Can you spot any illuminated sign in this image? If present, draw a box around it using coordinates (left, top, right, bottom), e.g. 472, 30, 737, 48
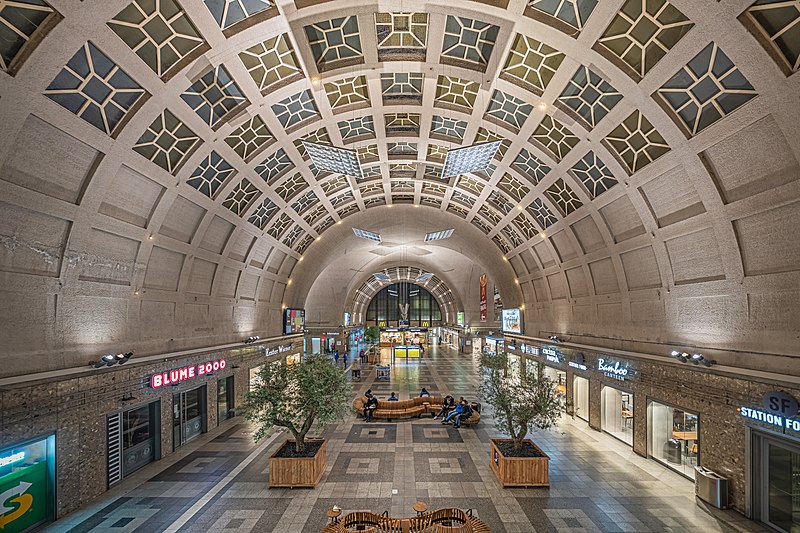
740, 406, 800, 433
762, 391, 799, 418
569, 361, 588, 371
266, 345, 293, 357
520, 344, 539, 356
0, 451, 25, 468
545, 354, 561, 364
597, 358, 631, 381
542, 347, 558, 357
457, 312, 465, 326
150, 359, 226, 388
343, 312, 351, 327
501, 308, 522, 334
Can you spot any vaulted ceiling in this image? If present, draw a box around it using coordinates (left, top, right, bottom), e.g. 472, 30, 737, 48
0, 0, 798, 378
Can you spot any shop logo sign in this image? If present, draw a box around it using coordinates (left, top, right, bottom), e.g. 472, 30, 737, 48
0, 452, 24, 468
569, 361, 588, 371
762, 391, 799, 418
0, 481, 33, 529
520, 344, 539, 356
740, 406, 800, 433
150, 359, 226, 388
597, 358, 631, 381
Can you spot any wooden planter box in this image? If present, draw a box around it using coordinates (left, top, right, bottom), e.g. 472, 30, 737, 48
269, 439, 326, 488
490, 438, 549, 488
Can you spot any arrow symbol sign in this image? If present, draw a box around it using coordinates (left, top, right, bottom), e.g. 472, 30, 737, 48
0, 482, 33, 529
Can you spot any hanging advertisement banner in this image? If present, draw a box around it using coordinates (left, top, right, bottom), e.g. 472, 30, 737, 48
493, 285, 503, 322
479, 274, 488, 322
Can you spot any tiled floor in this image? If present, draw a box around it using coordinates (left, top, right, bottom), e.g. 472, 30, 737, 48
45, 344, 768, 532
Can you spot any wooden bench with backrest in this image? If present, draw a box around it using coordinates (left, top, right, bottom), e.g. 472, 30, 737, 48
352, 396, 481, 425
319, 508, 489, 533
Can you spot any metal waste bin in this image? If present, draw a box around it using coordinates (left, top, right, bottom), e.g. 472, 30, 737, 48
695, 466, 729, 508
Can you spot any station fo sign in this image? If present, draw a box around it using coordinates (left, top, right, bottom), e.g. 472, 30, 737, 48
150, 359, 226, 389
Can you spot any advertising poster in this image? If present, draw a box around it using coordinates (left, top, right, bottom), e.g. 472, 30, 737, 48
479, 274, 488, 322
501, 308, 522, 334
283, 309, 305, 334
0, 459, 47, 532
494, 285, 503, 322
456, 312, 465, 326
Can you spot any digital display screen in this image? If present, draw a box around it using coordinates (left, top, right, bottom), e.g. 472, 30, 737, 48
343, 312, 351, 327
457, 312, 465, 326
502, 308, 522, 334
283, 308, 305, 335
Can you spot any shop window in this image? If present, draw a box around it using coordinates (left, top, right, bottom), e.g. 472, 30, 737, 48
648, 401, 698, 479
573, 376, 589, 422
601, 386, 633, 445
0, 436, 56, 531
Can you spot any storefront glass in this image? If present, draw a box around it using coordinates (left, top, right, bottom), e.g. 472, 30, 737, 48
647, 401, 698, 479
601, 386, 633, 445
542, 365, 567, 396
217, 376, 234, 424
753, 433, 800, 533
0, 436, 55, 532
122, 403, 158, 476
573, 376, 589, 422
173, 386, 206, 449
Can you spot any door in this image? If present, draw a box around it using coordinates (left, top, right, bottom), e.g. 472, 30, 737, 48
761, 436, 800, 532
217, 376, 234, 425
173, 387, 207, 450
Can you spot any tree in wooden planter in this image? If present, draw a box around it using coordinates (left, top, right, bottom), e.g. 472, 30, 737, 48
242, 354, 352, 487
480, 351, 566, 487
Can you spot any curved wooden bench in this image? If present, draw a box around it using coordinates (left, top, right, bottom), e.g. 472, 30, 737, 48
352, 396, 481, 425
320, 508, 489, 533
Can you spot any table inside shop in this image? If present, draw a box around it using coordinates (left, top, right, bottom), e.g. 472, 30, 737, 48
672, 431, 698, 460
621, 410, 633, 428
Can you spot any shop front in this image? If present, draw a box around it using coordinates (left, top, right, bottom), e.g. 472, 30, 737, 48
0, 436, 56, 533
541, 347, 567, 396
484, 336, 503, 355
647, 400, 699, 479
107, 400, 161, 487
173, 386, 207, 450
601, 385, 633, 446
743, 391, 800, 533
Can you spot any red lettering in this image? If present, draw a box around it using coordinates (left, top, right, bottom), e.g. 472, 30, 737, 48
162, 371, 171, 386
151, 374, 163, 388
169, 370, 179, 383
219, 360, 226, 370
198, 364, 205, 376
188, 367, 196, 378
179, 367, 189, 380
212, 361, 220, 372
205, 362, 213, 373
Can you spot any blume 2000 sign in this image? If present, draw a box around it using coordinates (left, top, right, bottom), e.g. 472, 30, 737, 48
151, 359, 226, 388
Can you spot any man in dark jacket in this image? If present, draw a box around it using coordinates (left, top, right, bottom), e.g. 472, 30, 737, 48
433, 395, 455, 420
364, 395, 379, 422
442, 400, 466, 426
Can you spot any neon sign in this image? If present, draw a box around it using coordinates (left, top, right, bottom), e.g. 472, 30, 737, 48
0, 451, 25, 468
740, 406, 800, 433
597, 358, 631, 381
150, 359, 226, 389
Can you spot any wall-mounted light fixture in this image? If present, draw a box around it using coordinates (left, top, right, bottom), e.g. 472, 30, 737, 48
548, 335, 564, 343
91, 352, 133, 368
670, 350, 716, 367
243, 336, 261, 344
121, 393, 136, 402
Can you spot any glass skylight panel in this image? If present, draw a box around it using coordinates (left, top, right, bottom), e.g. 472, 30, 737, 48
424, 229, 454, 242
302, 141, 363, 179
415, 272, 434, 282
441, 141, 502, 178
353, 228, 382, 242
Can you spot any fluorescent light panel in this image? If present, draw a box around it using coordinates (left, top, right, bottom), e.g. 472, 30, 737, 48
373, 273, 391, 282
441, 141, 502, 178
303, 141, 363, 179
415, 272, 434, 282
424, 228, 454, 242
353, 227, 382, 242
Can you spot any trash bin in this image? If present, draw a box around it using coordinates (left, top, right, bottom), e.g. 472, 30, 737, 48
695, 466, 729, 508
663, 439, 682, 464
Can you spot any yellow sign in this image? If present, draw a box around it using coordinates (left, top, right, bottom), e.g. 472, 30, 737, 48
378, 321, 386, 327
421, 321, 429, 327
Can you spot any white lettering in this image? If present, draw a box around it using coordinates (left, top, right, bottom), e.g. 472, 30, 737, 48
150, 359, 226, 388
598, 358, 630, 380
0, 452, 25, 467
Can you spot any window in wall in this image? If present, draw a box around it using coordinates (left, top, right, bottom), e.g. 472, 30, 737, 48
601, 386, 633, 445
647, 401, 698, 479
366, 282, 442, 325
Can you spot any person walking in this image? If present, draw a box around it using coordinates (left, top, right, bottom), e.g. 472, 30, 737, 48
334, 351, 339, 365
343, 352, 348, 367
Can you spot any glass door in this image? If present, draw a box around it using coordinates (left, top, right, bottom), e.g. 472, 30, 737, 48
173, 386, 207, 450
763, 438, 800, 532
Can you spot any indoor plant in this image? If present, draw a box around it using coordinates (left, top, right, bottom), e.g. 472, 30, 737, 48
480, 350, 566, 487
242, 353, 351, 487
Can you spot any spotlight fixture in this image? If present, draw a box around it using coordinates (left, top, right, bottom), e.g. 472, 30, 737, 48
548, 335, 564, 343
121, 393, 136, 402
244, 336, 261, 344
91, 351, 133, 368
670, 350, 716, 367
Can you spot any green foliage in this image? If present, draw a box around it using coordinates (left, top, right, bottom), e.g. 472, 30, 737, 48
480, 351, 567, 451
365, 326, 380, 344
241, 354, 352, 452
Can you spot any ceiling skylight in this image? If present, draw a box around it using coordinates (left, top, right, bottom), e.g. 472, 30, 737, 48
353, 227, 382, 242
415, 272, 434, 282
303, 141, 363, 178
424, 229, 455, 242
441, 141, 502, 178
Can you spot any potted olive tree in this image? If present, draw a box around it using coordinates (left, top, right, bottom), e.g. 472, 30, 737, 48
480, 351, 565, 487
242, 354, 351, 487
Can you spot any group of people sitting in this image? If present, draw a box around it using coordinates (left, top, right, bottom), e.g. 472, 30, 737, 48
359, 389, 477, 428
434, 395, 475, 429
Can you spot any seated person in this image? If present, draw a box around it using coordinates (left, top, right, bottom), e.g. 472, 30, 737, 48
419, 387, 430, 397
388, 392, 399, 401
361, 390, 373, 419
364, 396, 379, 422
442, 400, 467, 425
453, 400, 474, 429
433, 395, 455, 420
